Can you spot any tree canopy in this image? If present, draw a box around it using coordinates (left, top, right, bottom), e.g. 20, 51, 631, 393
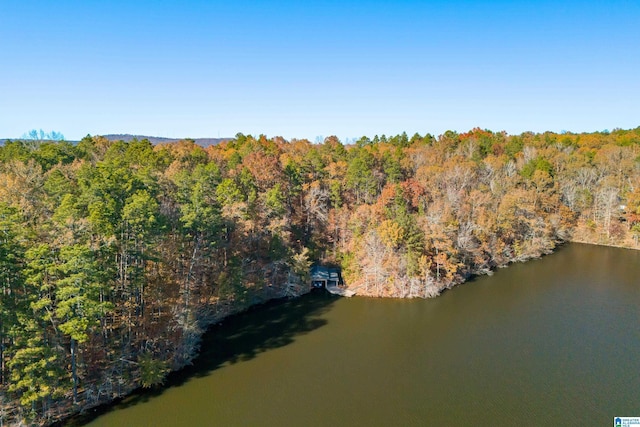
2, 126, 640, 424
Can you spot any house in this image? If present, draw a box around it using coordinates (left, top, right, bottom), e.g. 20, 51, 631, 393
310, 265, 340, 288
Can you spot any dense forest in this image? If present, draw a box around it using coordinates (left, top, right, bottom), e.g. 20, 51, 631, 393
1, 127, 640, 425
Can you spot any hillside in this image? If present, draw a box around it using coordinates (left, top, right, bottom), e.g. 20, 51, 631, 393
0, 127, 640, 425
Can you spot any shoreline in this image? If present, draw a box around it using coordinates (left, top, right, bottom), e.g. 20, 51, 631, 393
568, 239, 640, 251
48, 240, 640, 426
56, 289, 321, 427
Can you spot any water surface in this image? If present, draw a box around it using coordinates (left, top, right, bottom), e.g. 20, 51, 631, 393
81, 244, 640, 426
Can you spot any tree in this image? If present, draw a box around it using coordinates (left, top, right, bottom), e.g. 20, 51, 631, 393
121, 190, 160, 318
55, 244, 112, 404
346, 148, 377, 204
138, 352, 169, 388
8, 316, 66, 413
0, 204, 24, 387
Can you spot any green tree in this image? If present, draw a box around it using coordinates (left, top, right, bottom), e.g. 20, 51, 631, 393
33, 141, 77, 171
8, 316, 66, 412
138, 352, 169, 388
521, 156, 553, 180
55, 244, 112, 404
264, 184, 286, 218
0, 204, 25, 386
346, 148, 377, 203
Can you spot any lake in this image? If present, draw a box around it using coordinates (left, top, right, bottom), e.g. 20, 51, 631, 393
78, 243, 640, 426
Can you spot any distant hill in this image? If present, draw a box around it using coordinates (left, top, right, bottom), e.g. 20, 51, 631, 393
1, 135, 232, 147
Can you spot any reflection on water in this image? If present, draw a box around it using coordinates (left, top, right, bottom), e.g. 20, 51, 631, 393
79, 244, 640, 426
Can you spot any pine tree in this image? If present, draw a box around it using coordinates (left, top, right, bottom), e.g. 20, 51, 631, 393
54, 244, 113, 404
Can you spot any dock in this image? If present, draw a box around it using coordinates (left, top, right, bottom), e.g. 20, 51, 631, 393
326, 283, 356, 297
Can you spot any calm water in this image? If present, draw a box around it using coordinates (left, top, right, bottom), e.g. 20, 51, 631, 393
80, 244, 640, 426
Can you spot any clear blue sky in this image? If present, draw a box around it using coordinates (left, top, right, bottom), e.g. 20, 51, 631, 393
1, 0, 639, 141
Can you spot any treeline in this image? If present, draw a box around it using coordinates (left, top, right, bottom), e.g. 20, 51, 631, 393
1, 127, 640, 424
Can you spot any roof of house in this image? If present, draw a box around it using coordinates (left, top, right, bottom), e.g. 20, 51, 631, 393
310, 265, 340, 280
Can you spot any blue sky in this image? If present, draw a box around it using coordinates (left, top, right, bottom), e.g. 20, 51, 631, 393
1, 0, 639, 141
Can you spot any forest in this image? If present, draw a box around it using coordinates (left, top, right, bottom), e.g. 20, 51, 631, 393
1, 126, 640, 425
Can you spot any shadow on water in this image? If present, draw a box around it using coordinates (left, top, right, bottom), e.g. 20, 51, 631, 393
64, 289, 337, 426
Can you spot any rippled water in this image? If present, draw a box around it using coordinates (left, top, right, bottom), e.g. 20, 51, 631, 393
79, 243, 640, 426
